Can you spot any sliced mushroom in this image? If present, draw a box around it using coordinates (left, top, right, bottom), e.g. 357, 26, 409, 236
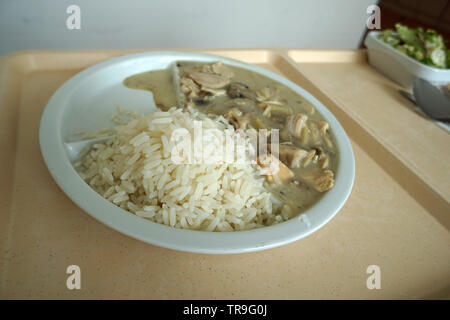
200, 86, 226, 96
211, 61, 234, 79
200, 64, 213, 74
278, 145, 308, 168
180, 77, 201, 99
257, 154, 294, 184
187, 71, 230, 89
227, 82, 257, 100
286, 113, 308, 139
301, 169, 334, 192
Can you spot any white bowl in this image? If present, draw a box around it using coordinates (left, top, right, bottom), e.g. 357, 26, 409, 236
39, 51, 355, 254
365, 31, 450, 89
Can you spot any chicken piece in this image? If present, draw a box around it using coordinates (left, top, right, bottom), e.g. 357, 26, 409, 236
302, 149, 317, 167
306, 119, 333, 149
301, 169, 334, 192
320, 155, 329, 169
278, 145, 308, 168
224, 109, 249, 130
311, 120, 329, 135
257, 154, 294, 184
308, 120, 329, 141
286, 113, 308, 139
187, 71, 230, 89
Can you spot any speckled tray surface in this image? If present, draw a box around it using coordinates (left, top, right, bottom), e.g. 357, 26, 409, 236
0, 49, 449, 299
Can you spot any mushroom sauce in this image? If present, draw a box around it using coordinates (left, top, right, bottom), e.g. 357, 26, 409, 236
124, 61, 338, 215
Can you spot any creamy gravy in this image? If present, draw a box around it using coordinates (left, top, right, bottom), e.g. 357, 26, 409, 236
124, 62, 338, 215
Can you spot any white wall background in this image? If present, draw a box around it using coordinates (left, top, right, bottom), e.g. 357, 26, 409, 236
0, 0, 374, 56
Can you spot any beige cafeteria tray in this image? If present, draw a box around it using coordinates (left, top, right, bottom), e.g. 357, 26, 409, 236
0, 49, 449, 299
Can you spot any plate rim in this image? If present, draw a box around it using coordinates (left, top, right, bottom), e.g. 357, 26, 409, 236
39, 51, 355, 254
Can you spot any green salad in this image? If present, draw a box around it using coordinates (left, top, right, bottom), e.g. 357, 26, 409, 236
379, 23, 450, 69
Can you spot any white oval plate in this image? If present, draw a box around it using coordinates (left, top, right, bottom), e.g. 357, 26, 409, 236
39, 51, 355, 254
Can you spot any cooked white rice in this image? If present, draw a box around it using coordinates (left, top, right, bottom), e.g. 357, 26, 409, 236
79, 106, 284, 231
